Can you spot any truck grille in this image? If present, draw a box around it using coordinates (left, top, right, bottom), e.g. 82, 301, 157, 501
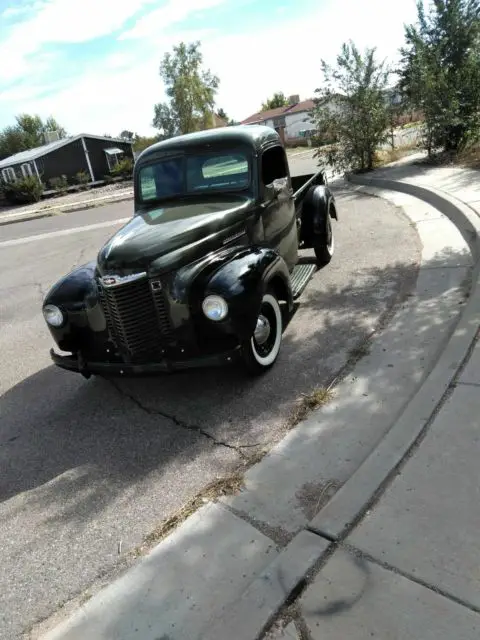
98, 276, 173, 362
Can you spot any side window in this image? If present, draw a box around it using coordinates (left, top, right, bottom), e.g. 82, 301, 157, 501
261, 146, 288, 186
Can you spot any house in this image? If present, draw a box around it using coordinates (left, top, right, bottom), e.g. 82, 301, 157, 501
240, 95, 316, 143
0, 133, 134, 189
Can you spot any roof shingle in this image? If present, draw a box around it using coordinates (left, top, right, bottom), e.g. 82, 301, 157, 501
241, 99, 315, 125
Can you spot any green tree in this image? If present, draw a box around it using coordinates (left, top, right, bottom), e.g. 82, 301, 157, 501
399, 0, 480, 154
119, 130, 135, 140
261, 92, 288, 111
133, 134, 163, 153
312, 41, 391, 174
216, 108, 228, 121
0, 114, 66, 158
153, 41, 219, 137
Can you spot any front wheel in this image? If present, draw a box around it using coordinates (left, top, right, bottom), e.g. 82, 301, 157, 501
313, 209, 335, 266
241, 291, 283, 375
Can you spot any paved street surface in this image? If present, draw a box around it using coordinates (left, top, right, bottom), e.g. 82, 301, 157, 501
0, 156, 421, 638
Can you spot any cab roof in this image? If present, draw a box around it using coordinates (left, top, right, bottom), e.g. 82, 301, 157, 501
137, 125, 281, 161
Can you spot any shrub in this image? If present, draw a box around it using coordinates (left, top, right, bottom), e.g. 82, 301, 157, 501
4, 176, 43, 204
103, 174, 114, 183
110, 157, 133, 179
74, 170, 90, 189
49, 175, 68, 194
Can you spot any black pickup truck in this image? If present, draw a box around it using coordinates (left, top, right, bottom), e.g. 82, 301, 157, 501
42, 125, 338, 377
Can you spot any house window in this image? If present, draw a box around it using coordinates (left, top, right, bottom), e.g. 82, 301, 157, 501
21, 163, 33, 178
1, 167, 16, 183
104, 147, 125, 171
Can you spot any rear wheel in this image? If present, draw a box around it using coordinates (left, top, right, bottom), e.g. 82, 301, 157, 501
313, 208, 335, 266
241, 291, 283, 375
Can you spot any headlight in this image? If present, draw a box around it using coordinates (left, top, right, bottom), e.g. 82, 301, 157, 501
202, 295, 228, 321
43, 304, 65, 327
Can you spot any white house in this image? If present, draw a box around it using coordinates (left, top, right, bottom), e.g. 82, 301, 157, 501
241, 94, 346, 142
240, 96, 316, 142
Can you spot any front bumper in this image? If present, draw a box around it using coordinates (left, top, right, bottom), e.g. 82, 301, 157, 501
50, 347, 241, 378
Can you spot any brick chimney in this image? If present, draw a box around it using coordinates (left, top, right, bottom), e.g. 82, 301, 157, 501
288, 94, 300, 106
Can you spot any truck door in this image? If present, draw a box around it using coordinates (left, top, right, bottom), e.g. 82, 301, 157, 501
260, 145, 298, 270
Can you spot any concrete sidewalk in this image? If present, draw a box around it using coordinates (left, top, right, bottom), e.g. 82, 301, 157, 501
292, 161, 480, 639
35, 159, 480, 640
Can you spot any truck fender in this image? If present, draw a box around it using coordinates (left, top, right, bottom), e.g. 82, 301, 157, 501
44, 261, 97, 309
43, 261, 103, 351
202, 247, 293, 340
300, 185, 337, 247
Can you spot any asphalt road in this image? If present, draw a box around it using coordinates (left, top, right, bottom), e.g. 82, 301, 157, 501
0, 155, 421, 639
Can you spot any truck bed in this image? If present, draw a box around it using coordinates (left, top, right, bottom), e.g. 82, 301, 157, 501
291, 170, 326, 213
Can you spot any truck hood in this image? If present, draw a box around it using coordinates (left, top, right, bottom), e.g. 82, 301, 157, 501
97, 195, 255, 274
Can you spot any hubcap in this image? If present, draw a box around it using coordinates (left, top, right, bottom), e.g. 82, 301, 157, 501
254, 314, 271, 345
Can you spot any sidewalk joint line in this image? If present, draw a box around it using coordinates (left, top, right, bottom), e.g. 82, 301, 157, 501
305, 526, 337, 543
343, 543, 480, 615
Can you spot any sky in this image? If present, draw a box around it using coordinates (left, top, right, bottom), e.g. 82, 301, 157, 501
0, 0, 420, 138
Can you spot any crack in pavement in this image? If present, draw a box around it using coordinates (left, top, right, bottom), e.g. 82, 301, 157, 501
109, 380, 251, 460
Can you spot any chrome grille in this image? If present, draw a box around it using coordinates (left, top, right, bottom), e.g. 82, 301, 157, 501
98, 275, 172, 362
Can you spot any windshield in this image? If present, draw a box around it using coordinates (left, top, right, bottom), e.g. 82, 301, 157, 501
138, 151, 250, 202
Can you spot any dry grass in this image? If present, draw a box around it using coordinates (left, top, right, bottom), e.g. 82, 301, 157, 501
130, 473, 245, 556
375, 143, 419, 167
286, 386, 334, 430
456, 143, 480, 169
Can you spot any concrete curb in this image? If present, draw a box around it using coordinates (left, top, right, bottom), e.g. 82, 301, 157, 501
308, 174, 480, 541
0, 193, 133, 227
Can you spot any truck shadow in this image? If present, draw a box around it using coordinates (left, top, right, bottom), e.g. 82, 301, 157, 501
1, 243, 470, 518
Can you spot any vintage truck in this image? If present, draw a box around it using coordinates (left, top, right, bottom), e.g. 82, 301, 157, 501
42, 125, 338, 377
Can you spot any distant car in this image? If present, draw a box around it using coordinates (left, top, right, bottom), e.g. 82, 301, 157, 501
42, 125, 338, 378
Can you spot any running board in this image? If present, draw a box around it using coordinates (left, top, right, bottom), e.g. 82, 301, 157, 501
291, 263, 317, 299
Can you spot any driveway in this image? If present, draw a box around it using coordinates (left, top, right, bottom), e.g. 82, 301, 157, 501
0, 156, 421, 639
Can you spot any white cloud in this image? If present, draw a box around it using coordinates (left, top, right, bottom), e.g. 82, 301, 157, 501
119, 0, 226, 40
0, 0, 420, 135
0, 0, 155, 80
200, 0, 419, 121
12, 31, 214, 136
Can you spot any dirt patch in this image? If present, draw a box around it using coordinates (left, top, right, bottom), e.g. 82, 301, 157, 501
295, 480, 341, 520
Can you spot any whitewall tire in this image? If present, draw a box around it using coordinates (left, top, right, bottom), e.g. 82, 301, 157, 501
241, 291, 283, 375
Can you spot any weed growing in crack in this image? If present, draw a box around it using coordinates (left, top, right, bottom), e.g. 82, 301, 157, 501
286, 386, 335, 430
130, 473, 245, 556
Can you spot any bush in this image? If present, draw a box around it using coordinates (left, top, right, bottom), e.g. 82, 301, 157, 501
49, 175, 68, 194
74, 170, 90, 189
4, 176, 43, 204
103, 174, 114, 183
110, 157, 133, 179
